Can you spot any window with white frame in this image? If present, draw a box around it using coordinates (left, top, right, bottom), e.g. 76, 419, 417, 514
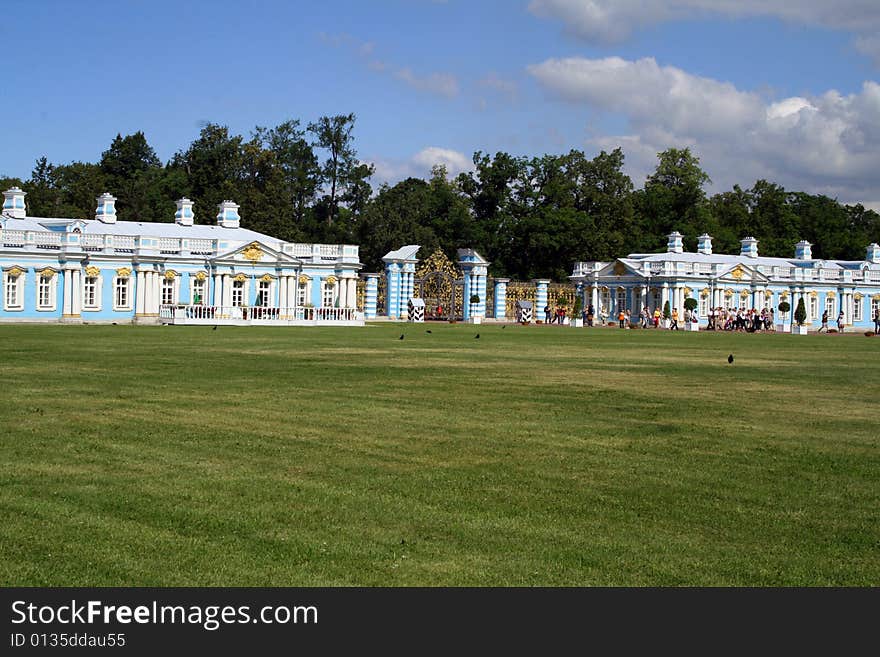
4, 269, 25, 310
232, 279, 245, 306
322, 280, 336, 308
297, 281, 309, 306
191, 277, 206, 305
114, 277, 131, 311
824, 296, 835, 318
601, 290, 612, 315
83, 275, 100, 310
37, 272, 57, 311
739, 293, 748, 310
161, 277, 176, 306
853, 297, 862, 322
257, 280, 271, 307
763, 293, 773, 310
616, 289, 627, 313
871, 298, 880, 323
699, 296, 709, 317
809, 295, 819, 321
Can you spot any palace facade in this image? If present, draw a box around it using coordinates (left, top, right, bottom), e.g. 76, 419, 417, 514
571, 232, 880, 331
0, 187, 363, 326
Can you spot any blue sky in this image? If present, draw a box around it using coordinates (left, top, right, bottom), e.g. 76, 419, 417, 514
3, 0, 880, 206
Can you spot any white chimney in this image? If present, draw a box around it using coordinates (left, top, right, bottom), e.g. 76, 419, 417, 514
795, 240, 812, 260
2, 187, 26, 219
216, 200, 240, 228
666, 231, 684, 254
95, 192, 117, 224
175, 198, 194, 226
867, 243, 880, 264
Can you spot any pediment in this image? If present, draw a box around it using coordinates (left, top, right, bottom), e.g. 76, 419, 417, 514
716, 263, 769, 284
597, 259, 645, 278
213, 241, 299, 264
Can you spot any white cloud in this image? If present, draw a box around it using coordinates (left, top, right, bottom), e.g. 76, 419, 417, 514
319, 32, 459, 98
528, 55, 880, 204
367, 147, 473, 187
528, 1, 880, 64
394, 68, 460, 98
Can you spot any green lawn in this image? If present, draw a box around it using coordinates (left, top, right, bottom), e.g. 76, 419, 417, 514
1, 322, 877, 586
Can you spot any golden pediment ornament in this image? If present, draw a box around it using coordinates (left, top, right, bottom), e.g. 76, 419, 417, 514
826, 291, 836, 298
683, 286, 692, 296
780, 291, 789, 298
740, 290, 750, 298
730, 266, 745, 280
612, 261, 627, 276
234, 273, 248, 282
298, 275, 310, 285
242, 243, 263, 262
40, 267, 56, 279
809, 291, 818, 298
7, 266, 24, 278
853, 292, 862, 300
195, 271, 207, 281
260, 274, 274, 283
84, 266, 100, 277
164, 270, 176, 280
764, 290, 773, 298
724, 289, 733, 297
325, 275, 338, 287
871, 294, 880, 301
700, 288, 710, 297
116, 267, 131, 278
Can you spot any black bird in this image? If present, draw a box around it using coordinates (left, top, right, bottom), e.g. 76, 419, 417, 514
474, 333, 480, 339
213, 325, 218, 331
425, 329, 432, 334
501, 325, 506, 329
727, 354, 734, 364
399, 334, 405, 340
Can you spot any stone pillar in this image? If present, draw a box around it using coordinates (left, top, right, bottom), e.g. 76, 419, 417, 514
364, 274, 379, 319
135, 271, 146, 315
534, 279, 550, 321
347, 277, 357, 309
279, 275, 288, 311
222, 275, 232, 308
62, 269, 73, 317
71, 269, 82, 316
385, 262, 401, 319
591, 284, 599, 315
493, 278, 509, 320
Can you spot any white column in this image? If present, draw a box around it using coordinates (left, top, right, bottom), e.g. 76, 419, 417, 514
222, 276, 232, 307
279, 276, 288, 310
591, 285, 599, 313
291, 277, 299, 308
349, 278, 357, 308
71, 270, 81, 315
213, 274, 222, 307
62, 269, 73, 316
135, 271, 145, 315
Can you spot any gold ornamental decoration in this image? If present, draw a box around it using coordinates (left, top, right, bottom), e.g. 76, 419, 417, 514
764, 290, 773, 298
325, 275, 337, 287
730, 266, 745, 280
242, 242, 263, 262
234, 273, 248, 283
612, 261, 627, 276
809, 291, 818, 298
84, 266, 100, 277
700, 288, 710, 298
260, 274, 274, 283
780, 291, 789, 299
116, 267, 131, 278
7, 266, 24, 278
724, 289, 733, 297
298, 274, 311, 285
740, 290, 750, 298
39, 268, 56, 279
872, 293, 880, 301
164, 270, 176, 280
853, 292, 862, 300
826, 291, 836, 298
683, 286, 692, 297
194, 271, 207, 281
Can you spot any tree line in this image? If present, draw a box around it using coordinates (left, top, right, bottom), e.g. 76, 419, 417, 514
2, 116, 878, 281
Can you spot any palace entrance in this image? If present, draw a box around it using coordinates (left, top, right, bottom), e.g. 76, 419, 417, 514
413, 249, 464, 320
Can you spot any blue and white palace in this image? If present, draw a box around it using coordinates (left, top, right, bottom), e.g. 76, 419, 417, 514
0, 187, 363, 326
571, 232, 880, 331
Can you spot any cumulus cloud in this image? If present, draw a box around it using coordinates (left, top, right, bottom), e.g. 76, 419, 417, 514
528, 1, 880, 63
528, 55, 880, 204
394, 69, 460, 98
367, 147, 473, 187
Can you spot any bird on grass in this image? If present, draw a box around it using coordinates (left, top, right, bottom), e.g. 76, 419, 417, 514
501, 325, 506, 329
425, 329, 432, 334
399, 334, 405, 340
474, 333, 480, 339
213, 325, 218, 331
728, 354, 734, 364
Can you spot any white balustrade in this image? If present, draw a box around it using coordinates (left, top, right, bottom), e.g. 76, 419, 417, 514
158, 305, 360, 324
2, 230, 26, 247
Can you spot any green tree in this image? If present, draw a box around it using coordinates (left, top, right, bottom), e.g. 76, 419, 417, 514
794, 298, 807, 326
308, 113, 370, 225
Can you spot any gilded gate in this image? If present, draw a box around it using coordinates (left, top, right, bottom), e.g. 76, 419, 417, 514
413, 249, 463, 320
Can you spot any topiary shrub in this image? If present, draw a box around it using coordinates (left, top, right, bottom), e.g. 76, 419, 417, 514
778, 301, 791, 315
663, 301, 671, 320
684, 297, 698, 312
794, 298, 807, 326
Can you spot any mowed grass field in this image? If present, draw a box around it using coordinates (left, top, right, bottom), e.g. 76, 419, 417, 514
1, 322, 878, 586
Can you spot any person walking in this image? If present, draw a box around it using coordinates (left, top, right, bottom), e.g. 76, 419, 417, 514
818, 310, 828, 333
670, 307, 679, 330
875, 308, 880, 335
544, 304, 551, 324
837, 310, 845, 332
